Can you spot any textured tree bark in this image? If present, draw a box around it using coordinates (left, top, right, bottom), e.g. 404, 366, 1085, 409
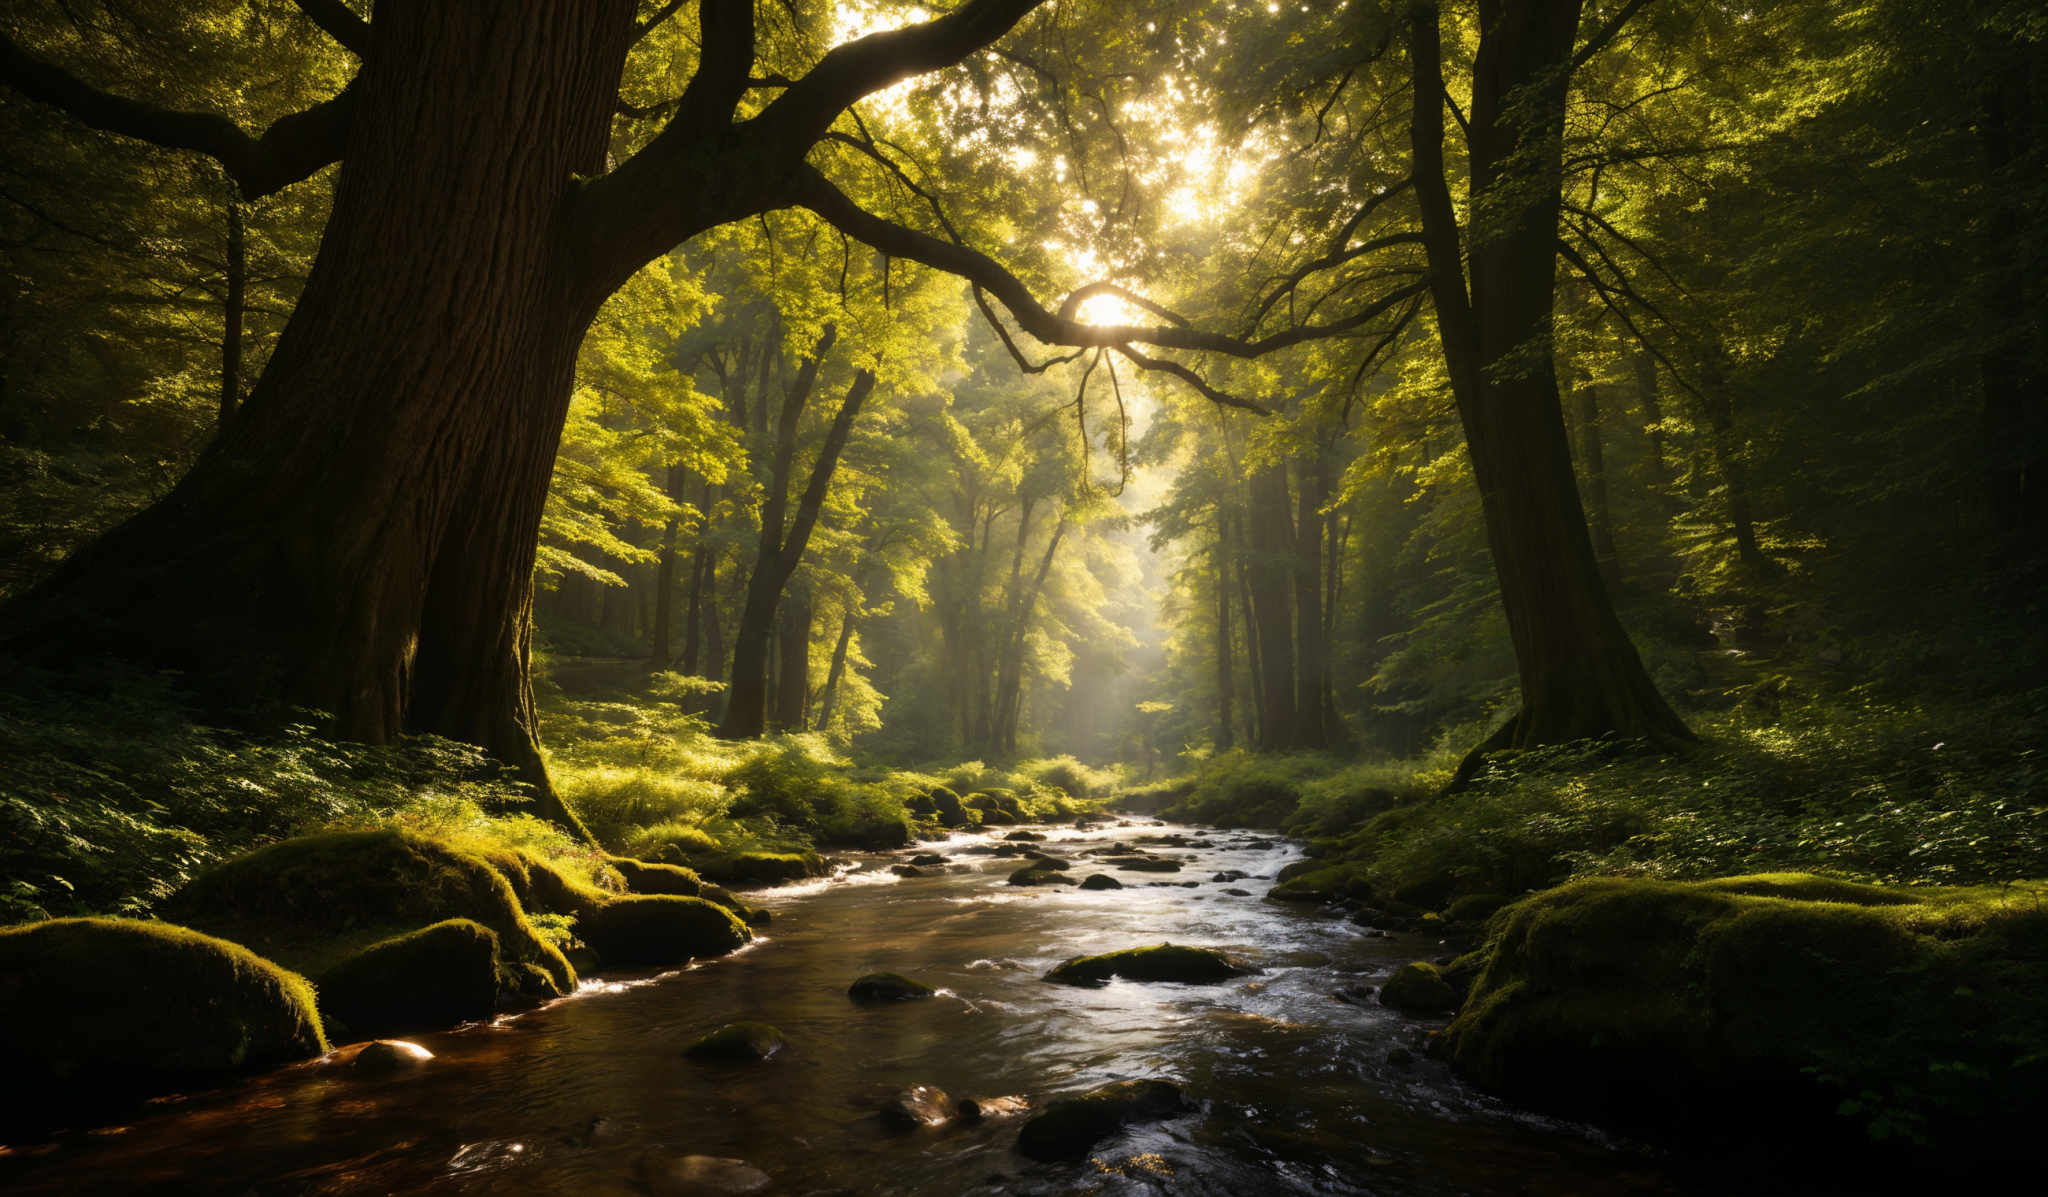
773, 579, 812, 731
1214, 502, 1235, 752
718, 363, 875, 739
1246, 462, 1298, 750
4, 0, 649, 833
1408, 0, 1690, 784
1571, 373, 1621, 588
219, 190, 244, 426
1292, 455, 1331, 750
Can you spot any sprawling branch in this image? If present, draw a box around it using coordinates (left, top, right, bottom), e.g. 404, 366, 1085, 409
792, 166, 1430, 359
749, 0, 1043, 149
1573, 0, 1658, 70
672, 0, 754, 131
635, 0, 691, 44
290, 0, 368, 56
0, 29, 352, 198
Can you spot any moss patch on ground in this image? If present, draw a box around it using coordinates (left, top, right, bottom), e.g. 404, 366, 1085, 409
0, 917, 326, 1130
161, 828, 575, 998
1440, 872, 2048, 1159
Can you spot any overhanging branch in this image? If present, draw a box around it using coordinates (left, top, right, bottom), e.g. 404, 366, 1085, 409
0, 29, 353, 198
291, 0, 369, 56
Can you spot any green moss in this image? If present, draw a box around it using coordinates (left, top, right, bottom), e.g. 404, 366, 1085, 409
1045, 943, 1255, 986
1267, 860, 1375, 903
317, 918, 500, 1039
1445, 892, 1510, 923
689, 849, 826, 887
1015, 1079, 1185, 1161
576, 895, 751, 968
1441, 873, 2048, 1153
607, 855, 704, 896
163, 829, 575, 998
683, 1021, 786, 1062
1378, 961, 1458, 1014
516, 849, 614, 917
848, 971, 936, 1001
930, 787, 977, 828
0, 917, 326, 1129
965, 790, 1024, 825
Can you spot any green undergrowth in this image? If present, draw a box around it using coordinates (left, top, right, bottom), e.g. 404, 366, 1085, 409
1179, 687, 2044, 906
0, 672, 604, 925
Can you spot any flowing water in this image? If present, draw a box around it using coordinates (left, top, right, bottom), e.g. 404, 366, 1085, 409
1, 820, 1699, 1196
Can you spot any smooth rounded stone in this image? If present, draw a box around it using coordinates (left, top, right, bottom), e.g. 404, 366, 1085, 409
879, 1084, 953, 1130
355, 1039, 433, 1075
1016, 1079, 1186, 1162
1003, 830, 1047, 842
1220, 887, 1252, 897
635, 1151, 771, 1196
1078, 874, 1123, 891
683, 1021, 785, 1062
1378, 962, 1459, 1015
1212, 870, 1248, 883
1115, 857, 1183, 873
1023, 851, 1070, 868
990, 844, 1030, 858
909, 853, 947, 866
1045, 943, 1258, 986
848, 971, 936, 1002
1008, 864, 1076, 887
889, 864, 932, 878
957, 1095, 1031, 1123
1333, 984, 1377, 1006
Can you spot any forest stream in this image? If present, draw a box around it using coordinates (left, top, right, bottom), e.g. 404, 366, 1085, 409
0, 819, 1709, 1197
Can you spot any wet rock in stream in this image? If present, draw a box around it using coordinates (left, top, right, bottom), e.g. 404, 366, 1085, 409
682, 1021, 786, 1062
634, 1150, 772, 1196
879, 1084, 953, 1130
1045, 943, 1258, 986
1016, 1079, 1187, 1162
847, 971, 937, 1002
1079, 873, 1123, 890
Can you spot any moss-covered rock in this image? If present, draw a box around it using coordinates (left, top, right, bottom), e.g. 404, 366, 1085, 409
319, 918, 500, 1038
1440, 873, 2048, 1158
1008, 864, 1076, 886
1444, 892, 1510, 924
577, 895, 752, 968
848, 971, 936, 1002
608, 855, 704, 896
965, 790, 1023, 825
1015, 1079, 1185, 1161
1114, 856, 1183, 873
1045, 943, 1256, 986
1267, 860, 1374, 903
691, 850, 826, 888
164, 829, 575, 998
1079, 873, 1124, 890
0, 917, 326, 1128
1377, 961, 1459, 1015
930, 786, 976, 828
683, 1021, 786, 1062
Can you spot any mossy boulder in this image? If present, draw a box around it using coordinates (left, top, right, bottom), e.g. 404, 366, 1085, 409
1015, 1079, 1185, 1161
848, 971, 937, 1002
1377, 961, 1459, 1015
1439, 873, 2048, 1158
930, 787, 977, 828
1444, 892, 1510, 924
608, 856, 704, 896
318, 918, 500, 1038
1079, 874, 1124, 891
1008, 864, 1076, 886
577, 895, 751, 968
1045, 943, 1256, 986
691, 850, 826, 888
164, 829, 575, 999
965, 790, 1024, 825
0, 917, 326, 1129
1267, 860, 1374, 903
837, 814, 914, 850
684, 1021, 786, 1062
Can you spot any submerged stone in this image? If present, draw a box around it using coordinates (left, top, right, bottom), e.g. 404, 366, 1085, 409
354, 1039, 434, 1076
848, 971, 937, 1002
1008, 864, 1076, 887
879, 1084, 953, 1130
683, 1021, 786, 1062
1045, 943, 1256, 986
1015, 1079, 1186, 1161
957, 1095, 1031, 1122
635, 1151, 771, 1196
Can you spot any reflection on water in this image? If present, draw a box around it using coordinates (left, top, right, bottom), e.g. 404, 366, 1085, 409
1, 821, 1690, 1195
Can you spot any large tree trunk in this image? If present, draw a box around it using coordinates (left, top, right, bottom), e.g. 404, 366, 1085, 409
651, 464, 688, 668
1246, 462, 1298, 750
773, 579, 812, 731
1214, 502, 1235, 752
1979, 67, 2046, 557
1292, 455, 1331, 750
219, 189, 245, 426
1570, 372, 1621, 588
3, 0, 644, 833
1408, 0, 1690, 783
